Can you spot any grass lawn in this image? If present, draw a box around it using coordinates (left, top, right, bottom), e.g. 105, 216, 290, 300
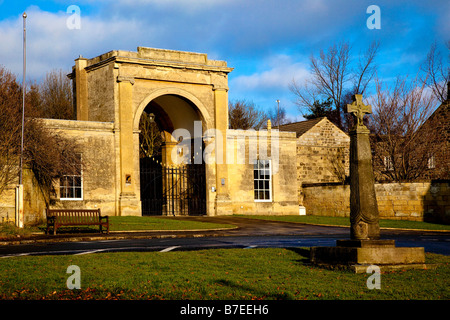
0, 216, 235, 239
0, 248, 448, 300
235, 215, 450, 231
108, 216, 235, 231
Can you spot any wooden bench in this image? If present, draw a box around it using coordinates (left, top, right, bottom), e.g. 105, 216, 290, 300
46, 208, 109, 235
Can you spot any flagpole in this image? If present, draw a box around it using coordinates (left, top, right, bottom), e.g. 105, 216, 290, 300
16, 12, 27, 228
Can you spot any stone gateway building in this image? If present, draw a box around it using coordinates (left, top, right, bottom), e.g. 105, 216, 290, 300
3, 47, 300, 222
2, 47, 446, 225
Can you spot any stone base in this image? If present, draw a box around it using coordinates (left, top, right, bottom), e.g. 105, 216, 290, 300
310, 239, 427, 273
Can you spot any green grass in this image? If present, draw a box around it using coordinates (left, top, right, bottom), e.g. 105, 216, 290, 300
0, 216, 235, 238
108, 216, 235, 231
0, 248, 448, 300
235, 215, 450, 231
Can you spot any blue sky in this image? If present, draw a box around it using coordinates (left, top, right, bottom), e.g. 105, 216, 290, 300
0, 0, 448, 121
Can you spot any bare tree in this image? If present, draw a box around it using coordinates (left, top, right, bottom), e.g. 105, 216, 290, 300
368, 75, 440, 182
0, 66, 80, 202
0, 66, 22, 196
38, 69, 73, 120
139, 111, 163, 158
290, 41, 379, 129
228, 100, 268, 130
267, 106, 290, 127
420, 41, 450, 103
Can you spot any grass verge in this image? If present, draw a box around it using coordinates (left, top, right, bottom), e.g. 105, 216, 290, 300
108, 216, 235, 231
0, 216, 235, 238
0, 248, 448, 300
235, 215, 450, 231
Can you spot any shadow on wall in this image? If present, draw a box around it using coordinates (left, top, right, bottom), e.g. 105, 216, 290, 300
423, 180, 450, 224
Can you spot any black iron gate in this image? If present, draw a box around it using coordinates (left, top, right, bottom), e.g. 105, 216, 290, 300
140, 158, 206, 216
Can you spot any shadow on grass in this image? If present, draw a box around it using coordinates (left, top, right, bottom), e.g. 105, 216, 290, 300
285, 247, 311, 264
214, 279, 295, 300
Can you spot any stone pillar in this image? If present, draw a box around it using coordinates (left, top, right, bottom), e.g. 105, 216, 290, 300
348, 121, 380, 240
74, 56, 89, 121
117, 76, 140, 216
213, 87, 231, 215
346, 95, 380, 240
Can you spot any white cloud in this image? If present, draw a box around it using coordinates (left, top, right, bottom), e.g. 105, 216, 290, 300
0, 6, 150, 80
231, 54, 310, 91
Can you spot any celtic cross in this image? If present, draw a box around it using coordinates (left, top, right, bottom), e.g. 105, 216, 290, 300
346, 94, 371, 127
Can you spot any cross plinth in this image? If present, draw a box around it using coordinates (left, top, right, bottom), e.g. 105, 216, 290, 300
308, 98, 426, 272
346, 94, 371, 132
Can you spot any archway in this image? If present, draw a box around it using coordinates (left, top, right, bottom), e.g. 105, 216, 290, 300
138, 94, 207, 216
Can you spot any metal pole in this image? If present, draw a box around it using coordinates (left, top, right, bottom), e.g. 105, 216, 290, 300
19, 12, 27, 185
276, 99, 280, 128
16, 12, 26, 228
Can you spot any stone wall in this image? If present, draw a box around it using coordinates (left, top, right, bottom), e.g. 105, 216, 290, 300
226, 129, 299, 215
0, 168, 47, 225
296, 119, 350, 185
43, 119, 118, 217
294, 118, 350, 205
302, 181, 450, 223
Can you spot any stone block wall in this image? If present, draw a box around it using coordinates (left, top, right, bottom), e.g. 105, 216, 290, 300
227, 129, 299, 215
43, 119, 118, 217
302, 181, 450, 223
296, 118, 350, 185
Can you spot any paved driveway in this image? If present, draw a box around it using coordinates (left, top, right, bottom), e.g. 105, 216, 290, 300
1, 216, 449, 257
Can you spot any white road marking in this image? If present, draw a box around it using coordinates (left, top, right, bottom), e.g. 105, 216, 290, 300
160, 246, 180, 252
74, 248, 109, 255
0, 253, 31, 258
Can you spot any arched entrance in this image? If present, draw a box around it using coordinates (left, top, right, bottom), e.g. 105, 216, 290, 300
138, 94, 206, 216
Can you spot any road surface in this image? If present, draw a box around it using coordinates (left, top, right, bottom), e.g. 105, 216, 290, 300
0, 217, 448, 257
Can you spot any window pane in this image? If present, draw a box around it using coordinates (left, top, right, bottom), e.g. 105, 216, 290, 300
75, 176, 82, 188
67, 186, 74, 199
75, 187, 82, 199
259, 191, 264, 199
264, 191, 270, 200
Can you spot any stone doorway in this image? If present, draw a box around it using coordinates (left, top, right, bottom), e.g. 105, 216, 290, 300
138, 94, 207, 216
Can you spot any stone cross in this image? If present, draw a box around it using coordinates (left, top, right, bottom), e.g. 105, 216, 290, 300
345, 94, 380, 240
346, 94, 372, 128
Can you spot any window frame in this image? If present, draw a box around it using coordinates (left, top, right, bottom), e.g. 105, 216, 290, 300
253, 159, 272, 202
59, 153, 83, 201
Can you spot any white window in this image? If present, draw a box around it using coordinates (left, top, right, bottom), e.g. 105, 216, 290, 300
60, 154, 83, 200
427, 154, 435, 169
384, 156, 394, 171
253, 159, 272, 202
